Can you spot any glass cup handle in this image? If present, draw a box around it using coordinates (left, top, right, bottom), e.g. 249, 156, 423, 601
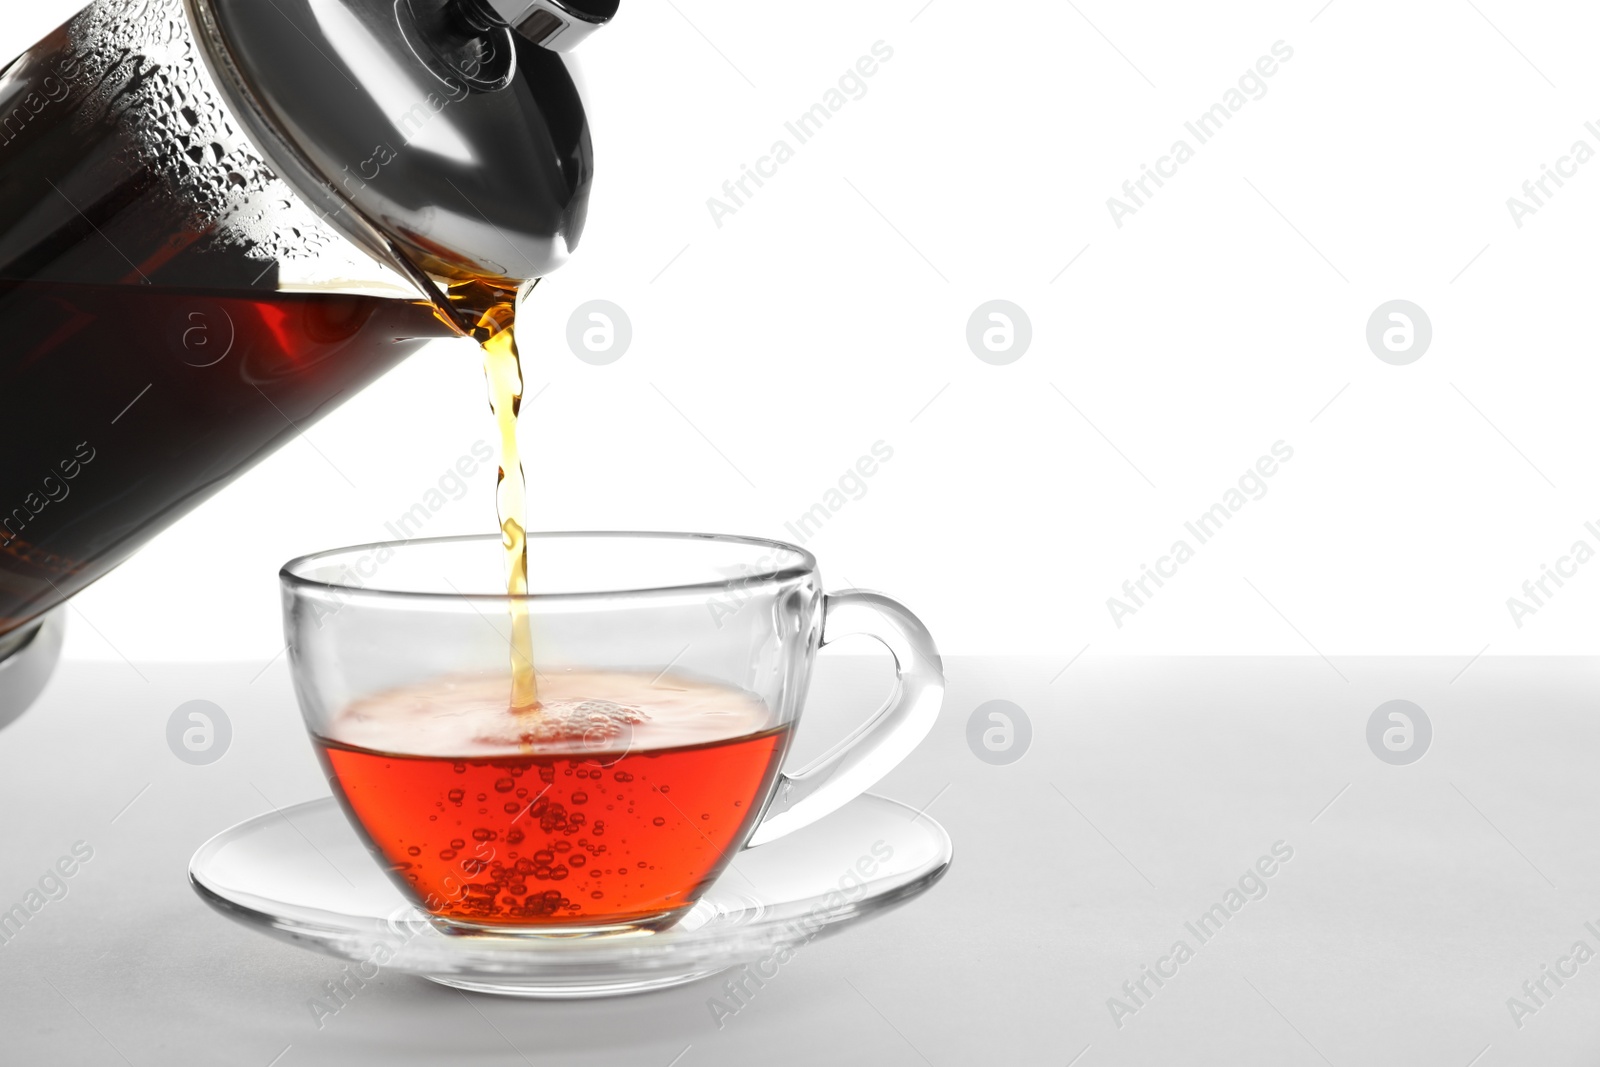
745, 591, 944, 848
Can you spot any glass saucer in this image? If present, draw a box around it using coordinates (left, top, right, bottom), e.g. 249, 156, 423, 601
189, 793, 952, 998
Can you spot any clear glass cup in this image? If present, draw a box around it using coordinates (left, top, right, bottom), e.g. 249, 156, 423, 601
280, 532, 943, 936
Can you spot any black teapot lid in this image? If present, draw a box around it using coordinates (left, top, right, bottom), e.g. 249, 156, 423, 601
185, 0, 614, 310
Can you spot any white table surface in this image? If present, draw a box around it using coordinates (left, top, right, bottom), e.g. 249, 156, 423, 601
1, 653, 1596, 1066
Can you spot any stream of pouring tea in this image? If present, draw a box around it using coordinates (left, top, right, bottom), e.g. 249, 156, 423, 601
450, 280, 539, 712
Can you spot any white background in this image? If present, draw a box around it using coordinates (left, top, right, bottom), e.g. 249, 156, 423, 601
11, 0, 1600, 665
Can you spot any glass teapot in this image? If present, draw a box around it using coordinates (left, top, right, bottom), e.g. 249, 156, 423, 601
0, 0, 617, 646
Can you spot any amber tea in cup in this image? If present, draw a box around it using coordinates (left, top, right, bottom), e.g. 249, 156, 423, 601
316, 671, 789, 929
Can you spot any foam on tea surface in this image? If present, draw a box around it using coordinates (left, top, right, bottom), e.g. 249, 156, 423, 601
325, 670, 776, 758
